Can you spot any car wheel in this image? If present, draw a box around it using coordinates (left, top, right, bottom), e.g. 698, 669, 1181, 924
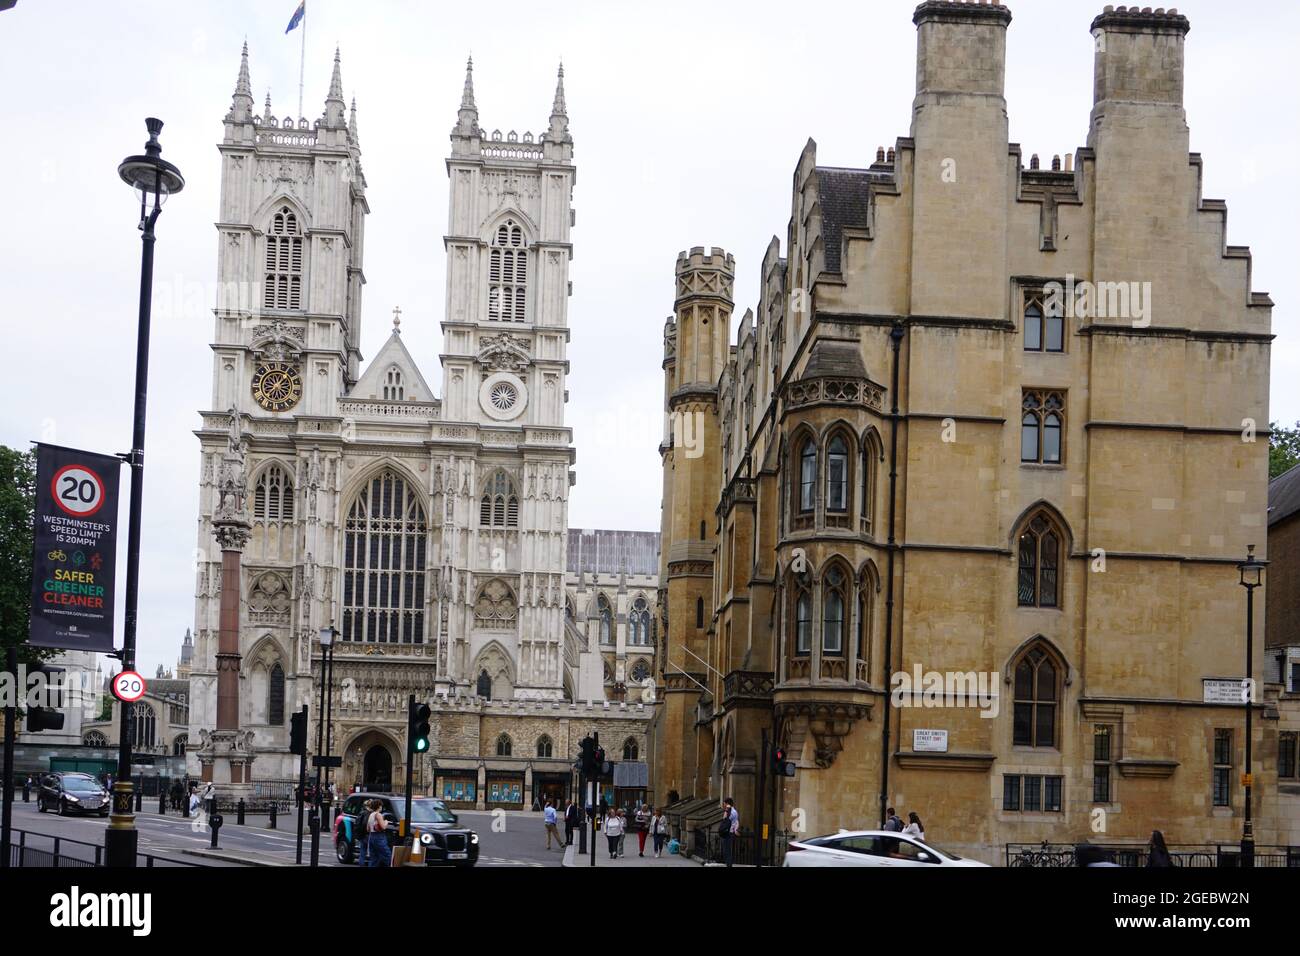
336, 837, 354, 865
37, 796, 46, 813
99, 808, 110, 818
57, 799, 66, 816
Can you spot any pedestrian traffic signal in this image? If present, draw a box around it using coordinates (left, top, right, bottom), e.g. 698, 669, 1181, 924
25, 664, 66, 732
290, 706, 308, 755
772, 747, 794, 777
408, 699, 431, 755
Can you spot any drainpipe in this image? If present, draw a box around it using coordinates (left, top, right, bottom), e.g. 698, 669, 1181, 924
880, 320, 905, 827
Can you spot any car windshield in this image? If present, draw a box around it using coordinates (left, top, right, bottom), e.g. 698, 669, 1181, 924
410, 799, 457, 824
912, 837, 959, 860
62, 776, 102, 793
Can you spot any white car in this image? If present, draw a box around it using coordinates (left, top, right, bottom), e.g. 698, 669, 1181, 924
783, 829, 989, 867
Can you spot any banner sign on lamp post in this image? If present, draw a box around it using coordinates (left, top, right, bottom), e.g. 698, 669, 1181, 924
28, 443, 121, 653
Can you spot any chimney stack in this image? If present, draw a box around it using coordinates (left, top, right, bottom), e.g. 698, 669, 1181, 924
913, 0, 1013, 99
1091, 5, 1190, 112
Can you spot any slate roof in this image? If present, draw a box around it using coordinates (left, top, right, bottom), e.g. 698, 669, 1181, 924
1269, 462, 1300, 528
816, 167, 874, 274
802, 338, 867, 379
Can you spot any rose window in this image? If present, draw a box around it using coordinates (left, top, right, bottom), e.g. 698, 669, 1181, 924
490, 382, 518, 411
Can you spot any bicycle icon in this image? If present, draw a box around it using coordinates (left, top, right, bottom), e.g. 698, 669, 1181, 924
47, 550, 67, 562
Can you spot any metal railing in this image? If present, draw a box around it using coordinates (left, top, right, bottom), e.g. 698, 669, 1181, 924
691, 827, 790, 867
7, 828, 202, 868
1006, 841, 1300, 868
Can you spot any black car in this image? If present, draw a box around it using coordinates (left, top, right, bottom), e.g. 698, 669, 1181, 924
37, 772, 110, 816
334, 793, 479, 867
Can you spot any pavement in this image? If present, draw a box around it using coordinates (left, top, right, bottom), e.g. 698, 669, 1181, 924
562, 838, 700, 868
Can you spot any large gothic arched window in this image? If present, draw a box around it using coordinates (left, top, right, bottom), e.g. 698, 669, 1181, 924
264, 206, 303, 310
343, 470, 428, 644
822, 565, 847, 656
479, 471, 519, 528
488, 219, 527, 322
268, 662, 285, 726
131, 703, 156, 750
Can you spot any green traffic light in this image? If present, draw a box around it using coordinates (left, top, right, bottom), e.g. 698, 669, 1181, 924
414, 737, 430, 753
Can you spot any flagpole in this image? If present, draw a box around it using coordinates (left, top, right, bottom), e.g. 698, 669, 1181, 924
297, 3, 306, 119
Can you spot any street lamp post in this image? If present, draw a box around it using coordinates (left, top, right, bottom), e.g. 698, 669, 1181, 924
1236, 544, 1264, 869
105, 119, 184, 868
309, 624, 338, 867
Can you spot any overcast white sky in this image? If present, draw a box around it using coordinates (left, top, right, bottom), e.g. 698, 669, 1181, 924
1, 0, 1295, 676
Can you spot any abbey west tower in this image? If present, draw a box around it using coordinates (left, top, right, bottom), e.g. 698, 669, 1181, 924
188, 47, 590, 797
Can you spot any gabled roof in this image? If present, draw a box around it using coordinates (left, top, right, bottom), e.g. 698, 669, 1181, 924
1269, 462, 1300, 528
351, 328, 436, 402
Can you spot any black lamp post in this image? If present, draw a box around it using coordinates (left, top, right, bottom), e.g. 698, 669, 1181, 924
1236, 544, 1264, 868
309, 624, 337, 867
105, 119, 183, 868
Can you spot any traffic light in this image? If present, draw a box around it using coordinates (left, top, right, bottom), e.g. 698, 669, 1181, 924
289, 706, 308, 756
25, 664, 65, 733
593, 745, 606, 777
772, 747, 794, 777
408, 699, 431, 755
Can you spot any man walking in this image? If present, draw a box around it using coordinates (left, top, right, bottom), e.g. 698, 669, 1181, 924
563, 798, 578, 846
884, 807, 903, 832
543, 800, 562, 850
22, 775, 33, 803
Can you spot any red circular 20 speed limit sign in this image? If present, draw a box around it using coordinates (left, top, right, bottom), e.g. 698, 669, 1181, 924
112, 671, 147, 703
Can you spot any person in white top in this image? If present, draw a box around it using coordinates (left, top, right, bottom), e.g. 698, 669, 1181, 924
651, 808, 671, 857
603, 808, 624, 859
902, 811, 926, 843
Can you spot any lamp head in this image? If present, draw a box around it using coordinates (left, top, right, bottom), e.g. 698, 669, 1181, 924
118, 117, 184, 211
1238, 544, 1263, 588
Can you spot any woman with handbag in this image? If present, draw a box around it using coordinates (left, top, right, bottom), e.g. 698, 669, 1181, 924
651, 808, 670, 858
366, 800, 392, 867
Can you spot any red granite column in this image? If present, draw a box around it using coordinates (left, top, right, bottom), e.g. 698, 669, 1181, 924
213, 521, 251, 733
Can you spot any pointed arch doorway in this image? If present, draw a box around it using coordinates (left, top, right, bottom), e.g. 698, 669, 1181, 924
363, 745, 393, 792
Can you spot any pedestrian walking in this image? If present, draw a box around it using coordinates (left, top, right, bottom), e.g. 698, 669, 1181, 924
635, 804, 651, 856
603, 808, 624, 859
902, 812, 925, 842
883, 807, 903, 832
719, 797, 739, 867
544, 800, 563, 849
1146, 830, 1174, 868
564, 799, 578, 846
651, 807, 670, 857
366, 801, 392, 867
22, 775, 33, 803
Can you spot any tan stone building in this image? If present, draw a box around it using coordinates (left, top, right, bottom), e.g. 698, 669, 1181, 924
651, 1, 1294, 862
1264, 466, 1300, 836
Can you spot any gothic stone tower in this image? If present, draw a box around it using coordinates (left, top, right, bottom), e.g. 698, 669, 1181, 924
656, 248, 733, 802
438, 58, 576, 701
189, 45, 367, 781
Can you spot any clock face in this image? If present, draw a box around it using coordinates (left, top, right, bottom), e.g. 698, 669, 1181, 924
251, 362, 303, 412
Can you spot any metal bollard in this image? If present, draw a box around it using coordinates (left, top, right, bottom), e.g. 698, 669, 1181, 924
268, 800, 278, 830
159, 789, 166, 815
135, 786, 143, 812
237, 798, 246, 826
210, 811, 223, 849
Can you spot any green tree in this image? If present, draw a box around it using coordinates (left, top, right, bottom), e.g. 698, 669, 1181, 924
0, 445, 55, 664
1270, 421, 1300, 479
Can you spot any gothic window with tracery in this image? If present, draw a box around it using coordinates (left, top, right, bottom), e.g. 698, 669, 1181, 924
629, 597, 652, 645
478, 471, 519, 528
473, 580, 518, 629
822, 565, 848, 656
342, 470, 428, 643
268, 662, 285, 725
536, 735, 553, 758
253, 464, 294, 522
598, 595, 613, 644
1017, 512, 1062, 608
1013, 644, 1060, 747
488, 220, 527, 322
264, 206, 303, 310
131, 703, 157, 749
1021, 390, 1065, 464
496, 733, 512, 757
630, 659, 650, 682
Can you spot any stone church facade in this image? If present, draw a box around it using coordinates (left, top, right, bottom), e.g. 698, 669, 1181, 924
652, 1, 1296, 860
186, 47, 652, 798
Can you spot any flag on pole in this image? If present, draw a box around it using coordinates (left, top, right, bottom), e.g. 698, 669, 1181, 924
285, 1, 305, 34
